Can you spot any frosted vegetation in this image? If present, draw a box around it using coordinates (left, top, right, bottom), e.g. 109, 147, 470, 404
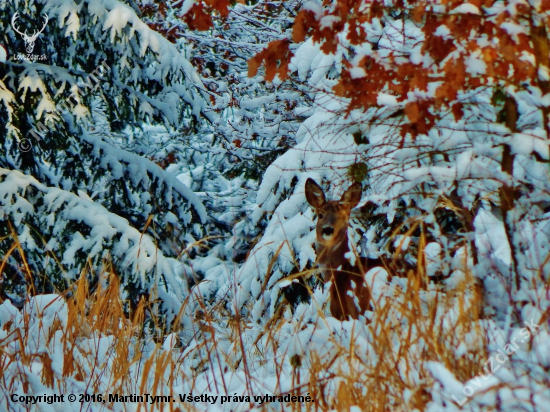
1, 0, 549, 411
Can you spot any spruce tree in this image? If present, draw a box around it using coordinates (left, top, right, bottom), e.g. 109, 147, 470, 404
0, 0, 207, 319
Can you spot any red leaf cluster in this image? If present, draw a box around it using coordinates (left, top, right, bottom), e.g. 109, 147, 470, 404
179, 0, 230, 31
244, 0, 550, 135
181, 0, 550, 137
248, 39, 293, 82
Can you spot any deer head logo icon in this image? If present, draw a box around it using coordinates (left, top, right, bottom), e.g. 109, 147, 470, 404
11, 12, 49, 54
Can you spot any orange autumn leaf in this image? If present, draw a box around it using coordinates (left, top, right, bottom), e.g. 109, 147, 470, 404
183, 3, 213, 31
405, 102, 420, 123
411, 4, 426, 22
248, 56, 260, 78
293, 10, 317, 43
206, 0, 230, 17
247, 40, 292, 82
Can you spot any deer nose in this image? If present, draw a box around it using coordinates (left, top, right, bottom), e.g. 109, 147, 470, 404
321, 227, 334, 239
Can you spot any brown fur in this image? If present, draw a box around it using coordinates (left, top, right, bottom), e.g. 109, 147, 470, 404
305, 178, 372, 320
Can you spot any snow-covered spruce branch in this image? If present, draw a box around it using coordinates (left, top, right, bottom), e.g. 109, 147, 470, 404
0, 167, 193, 316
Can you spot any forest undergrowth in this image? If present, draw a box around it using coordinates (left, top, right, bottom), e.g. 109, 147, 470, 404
2, 229, 547, 411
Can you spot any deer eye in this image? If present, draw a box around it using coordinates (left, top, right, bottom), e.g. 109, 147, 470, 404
318, 214, 324, 219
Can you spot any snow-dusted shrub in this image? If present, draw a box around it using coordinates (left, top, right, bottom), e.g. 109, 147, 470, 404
0, 0, 207, 310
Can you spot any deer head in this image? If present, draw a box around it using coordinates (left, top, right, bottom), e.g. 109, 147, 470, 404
305, 178, 362, 276
11, 12, 49, 55
305, 178, 370, 320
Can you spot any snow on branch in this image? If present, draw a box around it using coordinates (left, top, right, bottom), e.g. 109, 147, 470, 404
0, 167, 190, 309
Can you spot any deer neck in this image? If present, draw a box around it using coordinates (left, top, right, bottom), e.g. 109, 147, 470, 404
317, 233, 367, 320
315, 231, 354, 282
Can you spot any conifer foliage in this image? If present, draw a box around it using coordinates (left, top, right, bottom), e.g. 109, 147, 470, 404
0, 0, 207, 313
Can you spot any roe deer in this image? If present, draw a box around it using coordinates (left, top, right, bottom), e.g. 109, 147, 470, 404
305, 178, 373, 320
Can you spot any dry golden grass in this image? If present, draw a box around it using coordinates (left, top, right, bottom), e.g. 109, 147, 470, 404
275, 267, 487, 411
3, 228, 543, 412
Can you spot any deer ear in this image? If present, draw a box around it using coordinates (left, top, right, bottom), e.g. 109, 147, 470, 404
341, 182, 362, 209
305, 178, 326, 209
